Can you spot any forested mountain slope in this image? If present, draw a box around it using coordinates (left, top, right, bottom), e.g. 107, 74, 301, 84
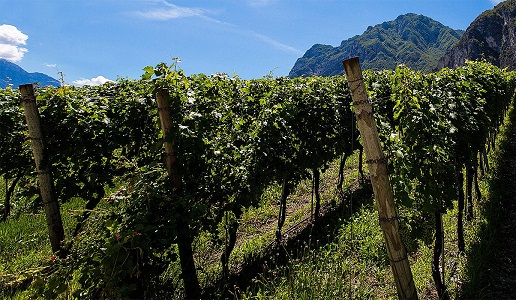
289, 13, 463, 77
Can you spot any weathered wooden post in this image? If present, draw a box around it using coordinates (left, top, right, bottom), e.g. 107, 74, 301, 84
343, 57, 417, 299
155, 89, 201, 299
156, 89, 183, 192
20, 84, 65, 256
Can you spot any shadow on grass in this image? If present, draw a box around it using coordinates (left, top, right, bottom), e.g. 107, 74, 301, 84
460, 105, 516, 299
202, 180, 374, 299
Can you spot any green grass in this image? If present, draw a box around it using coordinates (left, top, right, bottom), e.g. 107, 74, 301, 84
237, 184, 487, 299
0, 197, 85, 296
240, 205, 397, 299
0, 212, 50, 273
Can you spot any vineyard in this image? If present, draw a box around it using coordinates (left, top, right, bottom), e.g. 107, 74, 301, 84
0, 59, 515, 299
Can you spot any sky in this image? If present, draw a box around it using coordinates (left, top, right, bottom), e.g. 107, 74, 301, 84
0, 0, 504, 85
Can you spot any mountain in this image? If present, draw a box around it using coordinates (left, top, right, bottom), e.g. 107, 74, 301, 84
289, 13, 464, 77
0, 59, 60, 88
438, 0, 516, 70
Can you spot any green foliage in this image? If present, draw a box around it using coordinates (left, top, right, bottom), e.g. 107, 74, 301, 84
0, 87, 31, 186
1, 61, 358, 297
390, 66, 457, 211
0, 198, 83, 297
369, 61, 514, 224
1, 59, 514, 298
26, 169, 181, 299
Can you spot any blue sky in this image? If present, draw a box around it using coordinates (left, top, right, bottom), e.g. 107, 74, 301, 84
0, 0, 503, 85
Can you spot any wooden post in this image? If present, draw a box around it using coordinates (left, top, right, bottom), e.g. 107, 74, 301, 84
343, 57, 417, 299
19, 84, 65, 256
156, 89, 183, 193
155, 89, 201, 299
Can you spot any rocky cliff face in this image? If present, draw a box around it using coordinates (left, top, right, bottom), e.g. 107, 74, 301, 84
289, 13, 463, 77
438, 0, 516, 70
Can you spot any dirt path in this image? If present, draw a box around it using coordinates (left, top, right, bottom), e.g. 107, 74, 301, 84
481, 114, 516, 299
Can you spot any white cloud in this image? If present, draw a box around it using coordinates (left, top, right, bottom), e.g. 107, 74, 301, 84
252, 32, 303, 55
489, 0, 503, 5
133, 2, 204, 20
0, 24, 28, 62
246, 0, 278, 7
132, 1, 301, 55
0, 44, 27, 62
0, 24, 28, 45
73, 76, 114, 86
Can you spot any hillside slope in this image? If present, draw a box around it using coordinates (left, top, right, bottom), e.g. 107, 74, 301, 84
289, 13, 463, 77
0, 59, 60, 88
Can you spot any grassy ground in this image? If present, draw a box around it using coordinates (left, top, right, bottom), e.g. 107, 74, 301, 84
0, 197, 85, 297
239, 204, 396, 299
459, 105, 516, 299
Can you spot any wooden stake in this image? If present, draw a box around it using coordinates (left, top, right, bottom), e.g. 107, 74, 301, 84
343, 57, 417, 299
19, 84, 65, 256
155, 88, 201, 299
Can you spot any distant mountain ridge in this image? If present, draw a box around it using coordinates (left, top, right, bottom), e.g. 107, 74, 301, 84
438, 0, 516, 70
289, 13, 464, 77
0, 59, 60, 88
